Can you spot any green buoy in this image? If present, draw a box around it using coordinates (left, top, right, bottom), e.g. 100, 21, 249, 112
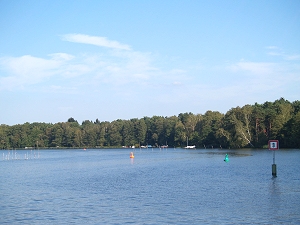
224, 154, 229, 162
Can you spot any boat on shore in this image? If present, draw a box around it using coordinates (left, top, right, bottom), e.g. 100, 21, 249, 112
184, 145, 196, 149
184, 137, 195, 149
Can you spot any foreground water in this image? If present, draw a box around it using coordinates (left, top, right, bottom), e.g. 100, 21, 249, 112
0, 148, 299, 224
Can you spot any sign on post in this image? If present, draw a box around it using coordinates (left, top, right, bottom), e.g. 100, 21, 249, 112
268, 140, 279, 150
268, 140, 279, 177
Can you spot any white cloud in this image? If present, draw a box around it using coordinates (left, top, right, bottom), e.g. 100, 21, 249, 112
61, 34, 131, 50
0, 34, 193, 93
267, 52, 281, 56
266, 46, 300, 61
1, 55, 59, 76
228, 61, 275, 75
2, 36, 299, 113
49, 53, 74, 61
0, 50, 162, 91
0, 55, 61, 90
266, 46, 279, 50
172, 81, 182, 85
222, 60, 300, 104
284, 54, 300, 61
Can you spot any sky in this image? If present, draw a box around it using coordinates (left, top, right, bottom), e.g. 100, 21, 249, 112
1, 0, 300, 125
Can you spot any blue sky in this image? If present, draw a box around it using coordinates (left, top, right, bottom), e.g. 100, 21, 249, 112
1, 0, 300, 125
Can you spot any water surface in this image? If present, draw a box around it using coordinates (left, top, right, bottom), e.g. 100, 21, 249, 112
1, 148, 299, 224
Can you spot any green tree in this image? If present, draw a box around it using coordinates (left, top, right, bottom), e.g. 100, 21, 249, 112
0, 125, 9, 149
96, 122, 109, 147
163, 116, 178, 147
272, 98, 293, 139
135, 119, 147, 146
0, 97, 299, 149
281, 111, 300, 148
150, 116, 165, 146
50, 123, 63, 147
223, 107, 254, 148
197, 111, 223, 148
107, 120, 122, 147
67, 117, 78, 123
251, 103, 268, 147
174, 120, 186, 147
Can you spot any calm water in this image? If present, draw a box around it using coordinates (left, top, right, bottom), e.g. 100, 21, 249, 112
0, 148, 299, 224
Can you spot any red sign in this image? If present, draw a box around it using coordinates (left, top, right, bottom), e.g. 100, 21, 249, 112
268, 140, 279, 150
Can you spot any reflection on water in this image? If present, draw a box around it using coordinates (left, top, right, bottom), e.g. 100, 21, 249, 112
0, 148, 299, 224
202, 151, 252, 157
269, 177, 282, 218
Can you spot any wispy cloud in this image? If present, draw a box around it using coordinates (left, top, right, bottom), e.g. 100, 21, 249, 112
1, 36, 299, 112
0, 53, 95, 90
0, 48, 165, 91
0, 55, 61, 90
228, 61, 275, 75
266, 46, 300, 61
223, 59, 300, 102
266, 46, 279, 50
284, 54, 300, 61
61, 34, 131, 50
49, 53, 74, 61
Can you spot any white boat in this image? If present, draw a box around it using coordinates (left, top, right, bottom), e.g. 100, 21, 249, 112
184, 145, 196, 149
184, 137, 195, 149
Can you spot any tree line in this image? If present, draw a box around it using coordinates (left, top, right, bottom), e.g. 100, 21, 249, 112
1, 98, 300, 149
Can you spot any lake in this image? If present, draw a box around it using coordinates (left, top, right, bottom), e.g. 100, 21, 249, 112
1, 148, 299, 224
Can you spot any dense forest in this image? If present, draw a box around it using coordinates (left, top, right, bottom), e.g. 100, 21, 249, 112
1, 98, 300, 149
